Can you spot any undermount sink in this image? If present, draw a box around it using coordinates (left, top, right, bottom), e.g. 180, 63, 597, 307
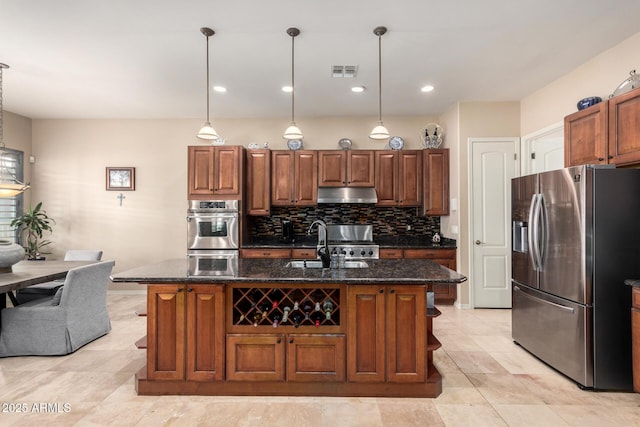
286, 260, 369, 269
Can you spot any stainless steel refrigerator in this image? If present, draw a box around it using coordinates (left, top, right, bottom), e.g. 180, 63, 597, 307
511, 165, 640, 390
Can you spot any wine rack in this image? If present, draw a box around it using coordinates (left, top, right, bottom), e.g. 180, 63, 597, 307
231, 286, 341, 328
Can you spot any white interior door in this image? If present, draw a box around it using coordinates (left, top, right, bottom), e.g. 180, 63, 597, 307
471, 138, 519, 308
522, 123, 564, 174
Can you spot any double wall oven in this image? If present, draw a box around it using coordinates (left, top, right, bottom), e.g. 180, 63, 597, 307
187, 200, 239, 276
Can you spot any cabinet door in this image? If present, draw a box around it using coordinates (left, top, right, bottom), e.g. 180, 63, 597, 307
147, 285, 186, 380
188, 146, 214, 197
294, 151, 318, 205
387, 286, 426, 383
213, 146, 242, 195
271, 151, 295, 206
226, 334, 286, 381
347, 151, 375, 187
186, 285, 225, 381
286, 334, 346, 382
564, 102, 608, 167
375, 151, 398, 206
318, 150, 346, 186
246, 149, 271, 215
423, 149, 449, 215
609, 88, 640, 166
347, 286, 386, 382
398, 151, 422, 206
379, 248, 403, 259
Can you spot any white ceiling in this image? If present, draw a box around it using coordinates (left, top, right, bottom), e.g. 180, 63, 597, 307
1, 0, 639, 120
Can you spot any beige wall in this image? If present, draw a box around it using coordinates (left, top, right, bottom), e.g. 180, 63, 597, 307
29, 115, 437, 289
521, 31, 640, 135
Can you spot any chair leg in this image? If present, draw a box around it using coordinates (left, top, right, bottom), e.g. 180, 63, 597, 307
7, 291, 19, 307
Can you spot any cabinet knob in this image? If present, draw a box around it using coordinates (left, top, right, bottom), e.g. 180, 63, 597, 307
608, 155, 614, 159
177, 288, 183, 292
597, 158, 604, 161
379, 288, 384, 294
389, 289, 395, 294
475, 240, 482, 245
289, 338, 294, 344
277, 338, 282, 344
187, 288, 193, 292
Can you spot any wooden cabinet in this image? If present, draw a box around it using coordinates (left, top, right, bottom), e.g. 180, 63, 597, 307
188, 146, 243, 199
318, 150, 375, 187
423, 149, 449, 215
271, 150, 318, 206
291, 248, 318, 259
564, 87, 640, 167
240, 248, 291, 258
609, 88, 640, 166
632, 287, 640, 392
375, 150, 422, 206
380, 248, 457, 304
226, 333, 345, 382
347, 285, 426, 383
245, 149, 271, 216
147, 284, 224, 381
564, 102, 609, 167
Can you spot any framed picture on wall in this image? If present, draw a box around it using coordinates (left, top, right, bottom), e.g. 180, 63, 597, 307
106, 167, 135, 191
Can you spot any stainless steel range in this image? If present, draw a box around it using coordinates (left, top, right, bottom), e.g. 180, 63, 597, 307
322, 224, 379, 260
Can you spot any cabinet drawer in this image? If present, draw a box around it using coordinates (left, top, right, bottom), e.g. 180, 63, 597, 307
633, 287, 640, 309
241, 249, 291, 258
291, 248, 317, 259
379, 249, 403, 259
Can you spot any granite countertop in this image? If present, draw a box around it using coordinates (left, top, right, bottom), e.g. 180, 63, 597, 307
624, 279, 640, 288
244, 235, 456, 249
111, 258, 467, 285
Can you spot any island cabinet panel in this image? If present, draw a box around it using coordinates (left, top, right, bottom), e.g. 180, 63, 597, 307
188, 146, 243, 199
564, 102, 608, 167
286, 334, 346, 382
271, 150, 318, 206
347, 286, 426, 383
226, 334, 285, 381
318, 150, 375, 187
608, 88, 640, 166
632, 287, 640, 392
147, 284, 224, 381
245, 149, 271, 216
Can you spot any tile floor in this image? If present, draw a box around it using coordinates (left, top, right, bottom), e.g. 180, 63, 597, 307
0, 293, 639, 426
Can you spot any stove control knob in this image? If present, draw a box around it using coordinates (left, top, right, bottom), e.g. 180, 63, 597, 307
341, 249, 347, 255
349, 250, 354, 256
360, 250, 366, 256
368, 250, 374, 256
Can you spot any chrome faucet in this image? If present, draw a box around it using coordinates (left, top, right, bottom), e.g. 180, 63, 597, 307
307, 220, 330, 267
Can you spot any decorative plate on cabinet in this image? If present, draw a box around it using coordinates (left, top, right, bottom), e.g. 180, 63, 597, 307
287, 139, 303, 150
338, 138, 352, 150
389, 136, 404, 150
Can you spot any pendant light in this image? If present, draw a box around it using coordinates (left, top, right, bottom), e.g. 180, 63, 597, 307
369, 26, 390, 140
283, 27, 303, 140
0, 63, 30, 197
197, 27, 219, 140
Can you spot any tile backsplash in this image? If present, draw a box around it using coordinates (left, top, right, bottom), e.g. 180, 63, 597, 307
249, 205, 440, 237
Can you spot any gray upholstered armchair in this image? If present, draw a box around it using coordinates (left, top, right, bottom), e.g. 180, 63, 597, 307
0, 260, 115, 357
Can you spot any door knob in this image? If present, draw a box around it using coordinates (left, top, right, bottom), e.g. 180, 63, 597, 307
475, 240, 482, 245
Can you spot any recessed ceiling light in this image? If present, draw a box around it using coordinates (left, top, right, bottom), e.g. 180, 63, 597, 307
282, 86, 293, 93
351, 86, 366, 93
421, 85, 435, 93
213, 86, 227, 93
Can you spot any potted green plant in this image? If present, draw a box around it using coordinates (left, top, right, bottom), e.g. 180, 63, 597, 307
10, 202, 55, 260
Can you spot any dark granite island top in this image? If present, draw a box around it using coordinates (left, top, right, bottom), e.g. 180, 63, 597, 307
111, 257, 467, 285
625, 279, 640, 288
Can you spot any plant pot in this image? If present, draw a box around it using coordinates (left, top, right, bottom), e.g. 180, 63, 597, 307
0, 240, 25, 273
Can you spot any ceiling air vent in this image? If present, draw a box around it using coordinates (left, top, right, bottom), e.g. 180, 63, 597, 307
332, 65, 358, 78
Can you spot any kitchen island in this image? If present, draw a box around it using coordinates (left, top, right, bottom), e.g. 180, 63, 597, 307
111, 258, 466, 397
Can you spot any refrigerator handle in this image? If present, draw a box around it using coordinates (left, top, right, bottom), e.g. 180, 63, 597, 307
528, 193, 540, 270
538, 193, 547, 268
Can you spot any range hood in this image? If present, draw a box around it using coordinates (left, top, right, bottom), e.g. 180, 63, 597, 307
317, 187, 378, 204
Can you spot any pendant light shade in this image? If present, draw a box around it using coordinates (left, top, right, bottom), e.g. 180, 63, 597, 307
0, 63, 30, 197
197, 27, 220, 141
369, 26, 390, 140
283, 27, 303, 140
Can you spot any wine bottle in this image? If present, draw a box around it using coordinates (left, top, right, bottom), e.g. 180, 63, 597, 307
261, 303, 271, 319
301, 299, 313, 321
271, 288, 283, 310
272, 313, 281, 328
291, 312, 303, 328
252, 312, 261, 327
311, 310, 323, 328
282, 306, 291, 323
314, 301, 321, 312
323, 299, 334, 321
